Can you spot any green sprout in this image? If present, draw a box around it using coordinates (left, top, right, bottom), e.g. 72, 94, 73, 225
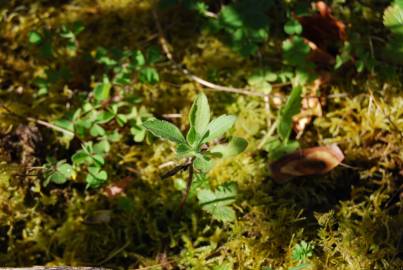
143, 92, 248, 208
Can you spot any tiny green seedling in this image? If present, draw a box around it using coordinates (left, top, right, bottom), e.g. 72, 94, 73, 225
143, 92, 248, 208
292, 240, 314, 262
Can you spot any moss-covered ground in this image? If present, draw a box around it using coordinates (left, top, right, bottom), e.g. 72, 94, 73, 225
0, 0, 402, 269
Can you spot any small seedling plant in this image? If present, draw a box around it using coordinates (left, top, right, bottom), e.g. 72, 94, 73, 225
143, 92, 248, 212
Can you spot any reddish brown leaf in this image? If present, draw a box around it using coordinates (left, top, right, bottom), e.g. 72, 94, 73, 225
296, 1, 347, 66
103, 176, 132, 198
270, 144, 344, 182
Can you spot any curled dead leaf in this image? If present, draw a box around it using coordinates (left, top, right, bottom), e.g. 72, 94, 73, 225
270, 144, 344, 182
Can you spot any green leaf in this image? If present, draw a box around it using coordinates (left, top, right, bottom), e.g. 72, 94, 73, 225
107, 130, 122, 142
201, 115, 236, 143
72, 150, 89, 164
186, 127, 198, 146
93, 76, 111, 102
57, 163, 73, 178
146, 46, 161, 64
93, 139, 110, 154
96, 111, 115, 124
264, 139, 300, 161
139, 67, 159, 84
176, 143, 193, 157
284, 19, 302, 35
132, 50, 145, 66
143, 119, 186, 144
282, 36, 312, 69
47, 171, 68, 184
194, 155, 213, 172
197, 182, 237, 222
116, 114, 127, 126
53, 119, 75, 135
89, 124, 105, 137
210, 137, 248, 158
384, 3, 403, 35
277, 86, 302, 141
91, 154, 104, 166
189, 92, 210, 136
28, 31, 42, 45
86, 167, 108, 188
130, 125, 146, 142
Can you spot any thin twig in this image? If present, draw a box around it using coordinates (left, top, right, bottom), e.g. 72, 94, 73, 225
0, 103, 75, 137
257, 119, 279, 149
152, 9, 290, 98
178, 157, 195, 209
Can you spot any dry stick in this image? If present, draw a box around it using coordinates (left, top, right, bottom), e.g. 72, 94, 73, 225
151, 9, 289, 98
0, 103, 75, 137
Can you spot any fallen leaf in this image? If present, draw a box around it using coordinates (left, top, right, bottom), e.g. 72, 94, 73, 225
103, 176, 132, 198
270, 144, 344, 182
296, 1, 347, 66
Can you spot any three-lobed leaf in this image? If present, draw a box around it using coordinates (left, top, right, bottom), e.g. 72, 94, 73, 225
197, 182, 237, 222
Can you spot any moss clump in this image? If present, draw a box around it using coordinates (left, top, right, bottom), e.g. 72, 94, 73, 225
0, 0, 402, 269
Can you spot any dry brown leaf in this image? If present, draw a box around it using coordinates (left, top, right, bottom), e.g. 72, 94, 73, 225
270, 144, 344, 182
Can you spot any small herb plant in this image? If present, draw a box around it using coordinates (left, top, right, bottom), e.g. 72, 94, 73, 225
292, 240, 314, 262
143, 92, 247, 218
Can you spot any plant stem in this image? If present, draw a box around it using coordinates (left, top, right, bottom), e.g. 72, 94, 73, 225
178, 157, 195, 209
257, 119, 279, 149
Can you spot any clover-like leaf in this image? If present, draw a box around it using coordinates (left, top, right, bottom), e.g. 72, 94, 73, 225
284, 19, 302, 35
143, 119, 187, 144
93, 76, 111, 102
86, 167, 108, 188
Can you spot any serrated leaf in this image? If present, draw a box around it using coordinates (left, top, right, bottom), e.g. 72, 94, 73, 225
210, 137, 248, 158
277, 86, 302, 141
197, 182, 237, 222
189, 92, 210, 136
143, 119, 186, 144
201, 115, 236, 143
